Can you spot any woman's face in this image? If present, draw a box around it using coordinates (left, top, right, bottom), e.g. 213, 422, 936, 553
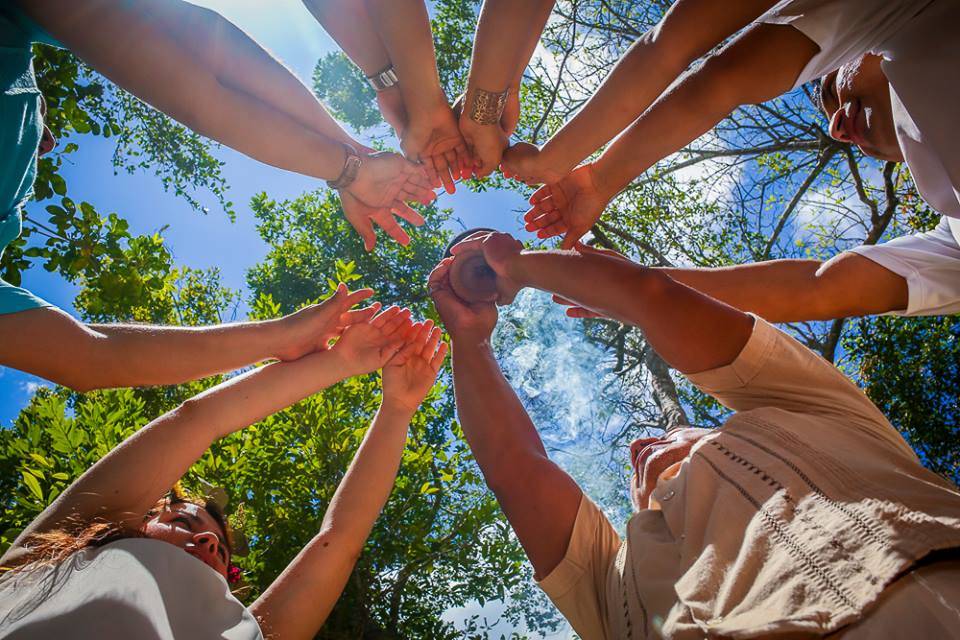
141, 502, 230, 578
632, 427, 712, 510
820, 54, 902, 161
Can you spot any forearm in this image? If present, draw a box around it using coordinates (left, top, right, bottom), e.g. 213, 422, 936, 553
451, 340, 580, 576
7, 351, 348, 563
466, 0, 555, 94
303, 0, 391, 75
81, 321, 282, 389
511, 250, 753, 373
23, 0, 356, 176
365, 0, 446, 113
661, 254, 908, 322
541, 0, 777, 173
251, 400, 413, 639
453, 341, 549, 469
591, 23, 818, 197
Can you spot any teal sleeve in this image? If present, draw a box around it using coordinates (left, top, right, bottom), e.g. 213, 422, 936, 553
0, 278, 52, 315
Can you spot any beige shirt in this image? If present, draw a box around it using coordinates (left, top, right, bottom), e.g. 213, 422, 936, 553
538, 318, 960, 639
0, 538, 262, 640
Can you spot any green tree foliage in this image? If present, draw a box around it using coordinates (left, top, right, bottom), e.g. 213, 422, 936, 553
312, 0, 959, 477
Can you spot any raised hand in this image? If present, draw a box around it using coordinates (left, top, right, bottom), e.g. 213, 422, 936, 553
331, 305, 415, 377
272, 283, 375, 361
523, 163, 613, 249
341, 191, 426, 252
381, 320, 448, 412
448, 231, 524, 305
400, 105, 471, 195
428, 257, 499, 343
346, 151, 436, 209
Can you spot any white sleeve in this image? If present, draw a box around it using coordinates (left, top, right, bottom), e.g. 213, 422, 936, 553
845, 217, 960, 316
756, 0, 934, 87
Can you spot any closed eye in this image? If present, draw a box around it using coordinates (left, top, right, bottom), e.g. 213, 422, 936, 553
171, 516, 194, 531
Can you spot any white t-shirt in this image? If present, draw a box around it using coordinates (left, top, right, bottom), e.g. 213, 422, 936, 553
760, 0, 960, 222
0, 538, 263, 640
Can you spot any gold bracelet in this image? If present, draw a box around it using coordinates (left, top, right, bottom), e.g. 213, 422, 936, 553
467, 87, 509, 125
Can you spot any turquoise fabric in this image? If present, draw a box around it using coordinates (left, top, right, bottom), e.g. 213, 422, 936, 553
0, 1, 62, 315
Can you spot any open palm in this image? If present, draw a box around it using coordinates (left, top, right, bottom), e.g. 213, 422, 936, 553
523, 163, 611, 249
341, 191, 425, 252
347, 152, 435, 209
331, 306, 415, 377
382, 320, 448, 412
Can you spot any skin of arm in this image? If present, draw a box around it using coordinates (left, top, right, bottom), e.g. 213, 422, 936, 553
428, 259, 582, 579
503, 0, 779, 184
450, 233, 754, 374
0, 284, 373, 393
459, 0, 556, 177
0, 304, 415, 569
551, 244, 909, 323
300, 0, 409, 133
250, 321, 448, 639
364, 0, 469, 193
20, 0, 354, 179
525, 23, 820, 247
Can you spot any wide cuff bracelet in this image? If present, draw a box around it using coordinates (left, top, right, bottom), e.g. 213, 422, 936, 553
467, 87, 509, 125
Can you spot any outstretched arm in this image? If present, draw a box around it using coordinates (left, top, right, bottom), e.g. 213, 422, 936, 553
504, 0, 778, 184
22, 0, 358, 179
0, 285, 372, 392
459, 0, 556, 177
250, 321, 447, 640
0, 305, 403, 568
552, 246, 909, 323
525, 23, 819, 247
363, 0, 469, 193
428, 259, 582, 579
452, 234, 753, 374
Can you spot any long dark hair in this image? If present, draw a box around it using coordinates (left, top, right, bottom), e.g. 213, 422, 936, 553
7, 486, 232, 571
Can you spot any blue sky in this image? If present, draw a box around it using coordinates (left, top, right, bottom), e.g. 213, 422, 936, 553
0, 0, 533, 422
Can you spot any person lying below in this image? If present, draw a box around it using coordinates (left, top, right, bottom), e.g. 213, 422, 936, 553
430, 231, 960, 639
0, 294, 448, 640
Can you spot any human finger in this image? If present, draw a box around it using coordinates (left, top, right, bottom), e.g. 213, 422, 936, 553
382, 307, 413, 334
392, 202, 425, 227
525, 210, 561, 231
371, 305, 401, 328
430, 341, 449, 370
559, 227, 584, 250
448, 235, 489, 256
340, 287, 375, 309
538, 221, 569, 240
339, 302, 382, 326
421, 325, 442, 359
377, 216, 412, 247
529, 184, 554, 204
433, 154, 456, 194
401, 183, 437, 204
347, 211, 377, 252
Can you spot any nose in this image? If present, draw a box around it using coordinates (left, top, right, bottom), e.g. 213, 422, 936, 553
38, 125, 57, 157
191, 531, 224, 566
828, 105, 852, 143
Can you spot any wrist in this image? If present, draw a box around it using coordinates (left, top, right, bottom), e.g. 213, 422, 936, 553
505, 251, 532, 287
589, 156, 625, 201
379, 396, 419, 420
450, 332, 495, 354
